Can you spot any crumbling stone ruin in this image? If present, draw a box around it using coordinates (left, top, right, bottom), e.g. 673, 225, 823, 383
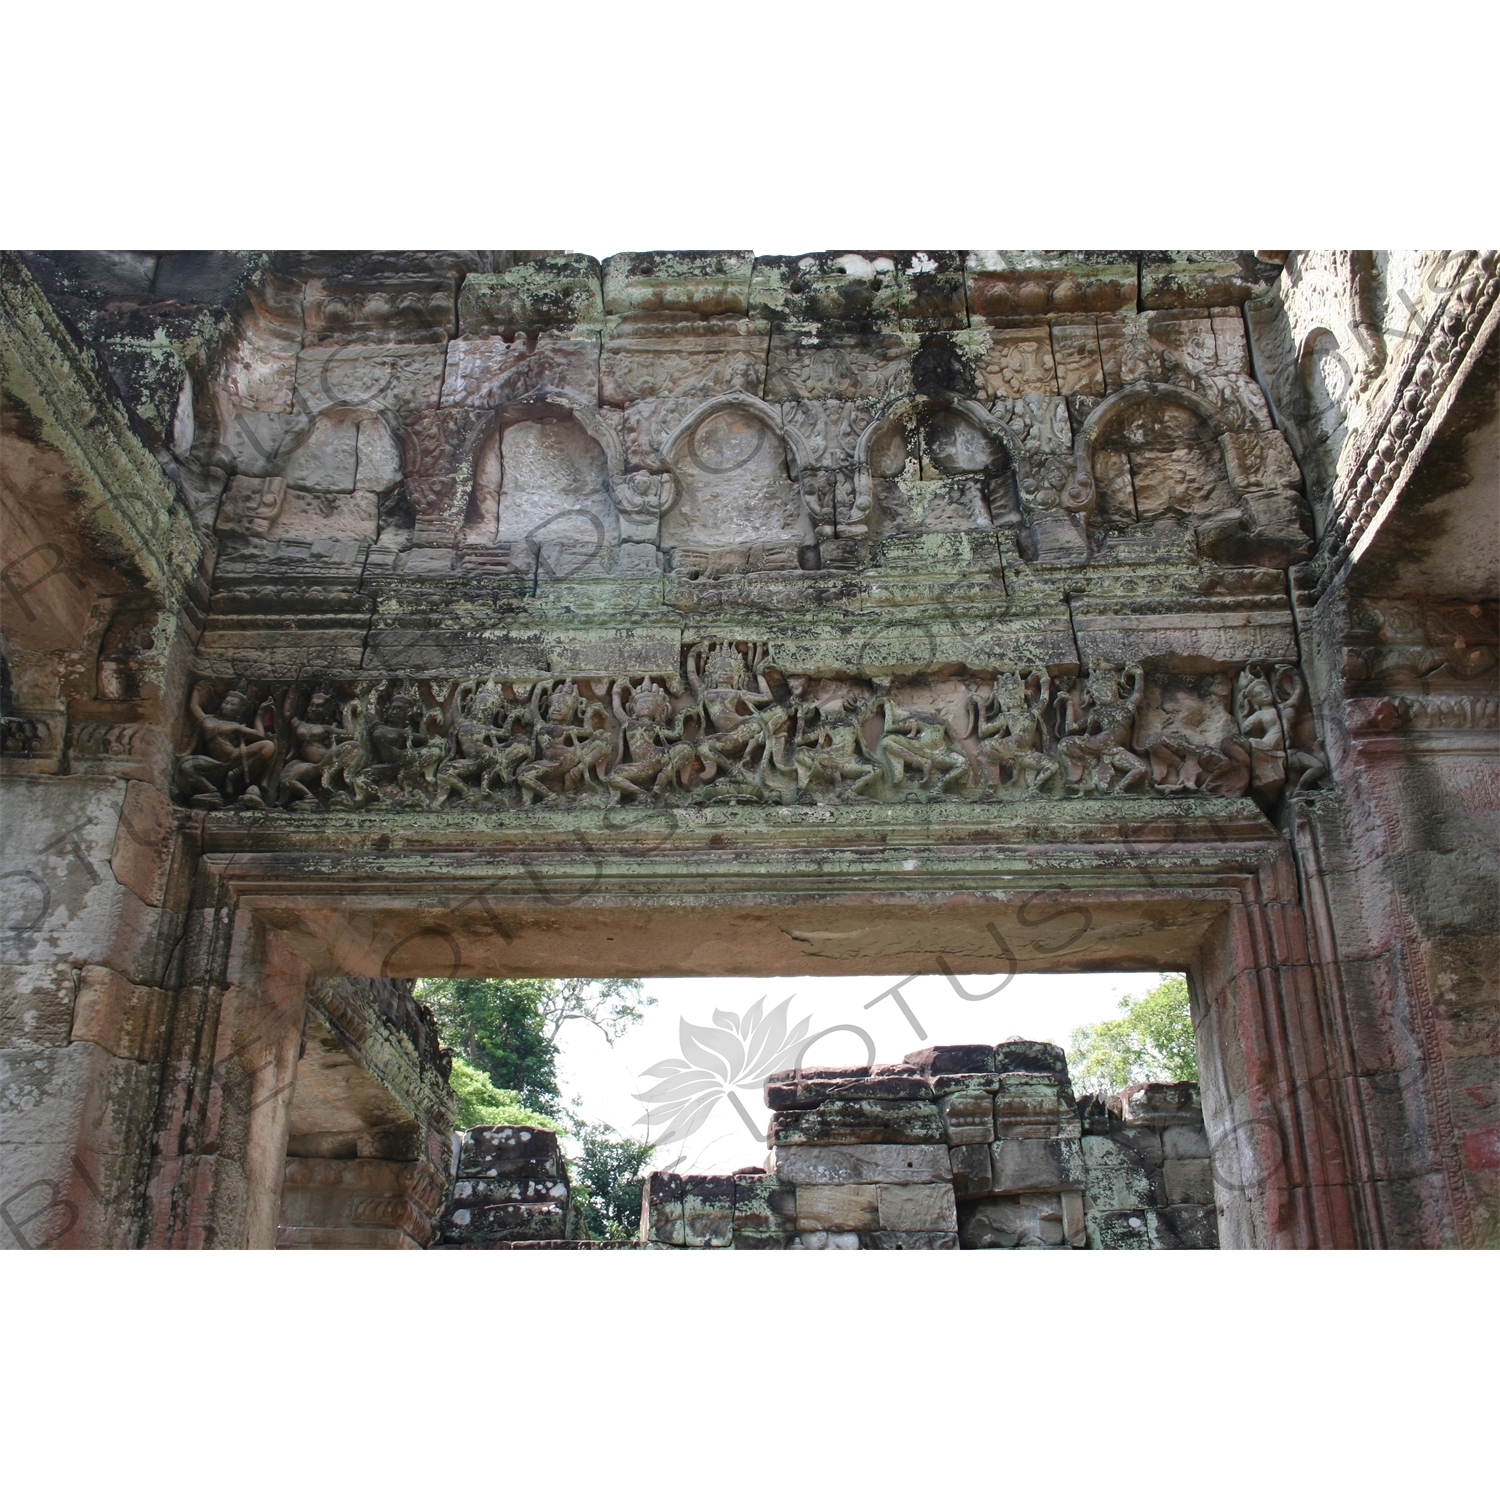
436, 1123, 576, 1248
1, 250, 1495, 1249
638, 1042, 1217, 1250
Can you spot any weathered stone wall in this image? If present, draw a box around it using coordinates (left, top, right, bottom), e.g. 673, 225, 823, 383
276, 977, 455, 1250
637, 1041, 1217, 1249
2, 249, 1494, 1250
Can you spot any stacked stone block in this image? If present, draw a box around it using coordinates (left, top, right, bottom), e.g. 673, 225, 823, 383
767, 1062, 958, 1249
643, 1169, 796, 1249
637, 1040, 1218, 1249
1079, 1081, 1219, 1249
436, 1125, 575, 1248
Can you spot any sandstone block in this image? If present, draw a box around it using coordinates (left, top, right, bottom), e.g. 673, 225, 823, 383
0, 963, 76, 1048
764, 331, 913, 400
457, 1125, 563, 1178
1050, 320, 1106, 396
994, 1073, 1076, 1136
446, 1200, 567, 1242
931, 1072, 1001, 1096
905, 1043, 995, 1076
440, 331, 599, 408
355, 417, 403, 492
959, 1192, 1070, 1249
794, 1184, 879, 1233
603, 251, 754, 320
108, 780, 176, 908
732, 1174, 795, 1235
991, 1136, 1085, 1193
293, 343, 444, 414
1163, 1157, 1215, 1206
641, 1171, 684, 1245
773, 1144, 953, 1185
70, 965, 172, 1062
770, 1098, 944, 1145
1081, 1133, 1161, 1210
681, 1173, 736, 1247
993, 1040, 1068, 1074
457, 256, 603, 334
282, 415, 359, 490
790, 1230, 861, 1249
1062, 1189, 1086, 1248
1088, 1209, 1154, 1250
860, 1231, 958, 1250
1119, 1080, 1202, 1126
732, 1232, 795, 1250
949, 1143, 994, 1199
1154, 1203, 1220, 1249
977, 327, 1058, 399
1164, 1122, 1210, 1159
966, 253, 1138, 322
281, 1225, 425, 1250
302, 275, 455, 345
763, 1066, 866, 1108
829, 1069, 932, 1100
451, 1176, 570, 1208
939, 1091, 995, 1145
878, 1182, 958, 1233
601, 330, 765, 404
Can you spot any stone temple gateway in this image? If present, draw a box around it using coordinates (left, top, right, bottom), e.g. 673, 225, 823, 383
0, 249, 1494, 1250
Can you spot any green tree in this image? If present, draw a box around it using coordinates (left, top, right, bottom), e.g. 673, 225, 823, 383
1067, 975, 1198, 1094
447, 1055, 561, 1131
568, 1120, 656, 1242
418, 977, 654, 1115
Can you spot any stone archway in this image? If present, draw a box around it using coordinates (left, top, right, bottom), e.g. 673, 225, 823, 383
2, 249, 1494, 1252
154, 794, 1352, 1250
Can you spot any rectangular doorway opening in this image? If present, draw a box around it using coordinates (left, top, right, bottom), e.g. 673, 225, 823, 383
409, 968, 1216, 1251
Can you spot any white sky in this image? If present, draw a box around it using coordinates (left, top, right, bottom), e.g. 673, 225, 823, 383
556, 971, 1168, 1175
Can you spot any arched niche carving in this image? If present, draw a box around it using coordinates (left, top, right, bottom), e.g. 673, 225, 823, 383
852, 395, 1024, 540
460, 400, 619, 574
1296, 327, 1353, 493
659, 394, 816, 574
1064, 383, 1311, 567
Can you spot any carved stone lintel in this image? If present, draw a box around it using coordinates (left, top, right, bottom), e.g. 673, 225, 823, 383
176, 655, 1282, 814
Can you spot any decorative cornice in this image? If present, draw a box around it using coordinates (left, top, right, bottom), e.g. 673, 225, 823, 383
1347, 693, 1500, 739
0, 253, 202, 601
1313, 251, 1500, 597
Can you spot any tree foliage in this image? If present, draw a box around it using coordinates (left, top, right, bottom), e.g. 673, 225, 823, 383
569, 1120, 656, 1242
418, 977, 658, 1239
417, 977, 654, 1115
1066, 975, 1198, 1094
446, 1055, 561, 1132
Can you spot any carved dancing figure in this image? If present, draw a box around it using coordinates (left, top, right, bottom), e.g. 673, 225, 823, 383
687, 641, 781, 781
868, 696, 973, 796
1056, 662, 1150, 795
972, 669, 1060, 795
447, 679, 535, 803
322, 691, 377, 809
397, 704, 465, 808
1234, 665, 1287, 804
517, 680, 614, 804
604, 676, 700, 803
278, 687, 356, 806
176, 682, 278, 809
784, 683, 881, 802
1273, 667, 1330, 793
